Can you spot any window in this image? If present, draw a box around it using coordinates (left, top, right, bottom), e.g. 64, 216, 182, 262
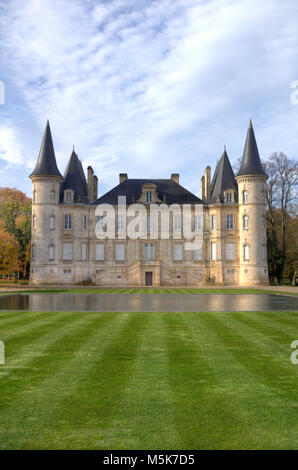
226, 214, 234, 229
96, 244, 104, 261
66, 192, 72, 203
226, 193, 232, 203
146, 191, 152, 203
32, 244, 36, 260
96, 215, 104, 231
50, 215, 55, 230
33, 215, 37, 229
49, 245, 54, 260
173, 244, 183, 261
144, 243, 154, 260
117, 215, 124, 231
211, 215, 216, 231
194, 215, 202, 231
243, 215, 248, 230
64, 214, 72, 230
63, 243, 72, 261
174, 215, 182, 231
242, 191, 248, 204
244, 244, 250, 260
193, 248, 202, 260
82, 215, 87, 230
115, 244, 125, 261
81, 243, 87, 261
147, 215, 151, 232
50, 191, 55, 203
225, 243, 235, 260
33, 190, 36, 203
211, 242, 216, 260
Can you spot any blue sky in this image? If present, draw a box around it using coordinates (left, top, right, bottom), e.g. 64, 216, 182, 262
0, 0, 298, 197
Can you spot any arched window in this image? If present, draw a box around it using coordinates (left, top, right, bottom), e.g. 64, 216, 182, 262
243, 215, 248, 229
50, 215, 55, 229
244, 244, 249, 260
242, 191, 248, 204
33, 215, 37, 230
49, 245, 54, 260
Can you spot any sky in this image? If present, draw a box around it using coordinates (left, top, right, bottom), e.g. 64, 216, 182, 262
0, 0, 298, 198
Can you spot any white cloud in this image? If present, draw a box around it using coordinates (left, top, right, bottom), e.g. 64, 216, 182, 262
0, 0, 297, 197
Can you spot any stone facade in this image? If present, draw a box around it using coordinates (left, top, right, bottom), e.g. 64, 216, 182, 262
29, 121, 269, 286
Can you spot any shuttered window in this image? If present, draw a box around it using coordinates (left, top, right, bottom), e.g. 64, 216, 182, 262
96, 244, 104, 261
115, 244, 125, 261
63, 243, 72, 261
173, 244, 183, 261
225, 243, 235, 260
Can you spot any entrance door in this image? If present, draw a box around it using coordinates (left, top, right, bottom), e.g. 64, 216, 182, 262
145, 271, 153, 286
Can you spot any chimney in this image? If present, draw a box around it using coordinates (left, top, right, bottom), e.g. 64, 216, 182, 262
204, 166, 211, 201
171, 173, 179, 184
119, 173, 128, 184
201, 176, 205, 201
87, 166, 94, 202
93, 175, 98, 201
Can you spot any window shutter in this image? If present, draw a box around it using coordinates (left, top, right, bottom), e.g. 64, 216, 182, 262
96, 244, 104, 260
63, 243, 72, 260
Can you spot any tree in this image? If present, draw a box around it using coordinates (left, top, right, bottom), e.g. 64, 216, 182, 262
0, 229, 21, 278
264, 153, 298, 284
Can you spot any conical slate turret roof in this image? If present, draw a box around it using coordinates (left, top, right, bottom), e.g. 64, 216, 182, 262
237, 120, 266, 177
60, 149, 89, 203
30, 120, 62, 178
209, 149, 237, 203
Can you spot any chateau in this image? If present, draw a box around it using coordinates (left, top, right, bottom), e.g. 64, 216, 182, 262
29, 120, 269, 286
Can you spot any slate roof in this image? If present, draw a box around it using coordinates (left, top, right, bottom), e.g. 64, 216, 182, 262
30, 120, 62, 178
60, 149, 89, 203
94, 179, 202, 205
238, 120, 266, 177
209, 149, 237, 204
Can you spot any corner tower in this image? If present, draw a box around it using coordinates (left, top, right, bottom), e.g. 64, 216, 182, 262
29, 121, 63, 284
235, 120, 268, 285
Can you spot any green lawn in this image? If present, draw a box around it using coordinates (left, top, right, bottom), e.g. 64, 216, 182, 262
0, 310, 297, 449
10, 287, 298, 295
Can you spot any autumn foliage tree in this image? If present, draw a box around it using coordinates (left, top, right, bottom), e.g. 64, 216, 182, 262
0, 188, 31, 279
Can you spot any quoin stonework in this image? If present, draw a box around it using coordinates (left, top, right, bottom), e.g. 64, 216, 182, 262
29, 120, 269, 286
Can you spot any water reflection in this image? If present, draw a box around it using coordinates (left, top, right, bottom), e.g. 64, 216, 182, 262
0, 293, 297, 312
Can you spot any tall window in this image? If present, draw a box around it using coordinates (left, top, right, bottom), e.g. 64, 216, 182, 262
66, 192, 72, 203
193, 248, 202, 260
194, 215, 202, 231
174, 215, 182, 231
50, 215, 55, 230
243, 215, 248, 229
144, 243, 154, 260
64, 214, 72, 230
211, 215, 216, 231
173, 244, 183, 261
33, 190, 37, 203
81, 243, 87, 261
50, 191, 55, 203
226, 214, 234, 229
226, 193, 232, 203
115, 244, 125, 261
96, 215, 104, 231
242, 191, 248, 204
33, 215, 37, 229
32, 244, 36, 260
225, 243, 235, 260
82, 215, 87, 230
63, 243, 72, 261
96, 244, 104, 261
147, 215, 151, 232
49, 245, 54, 260
211, 242, 216, 260
244, 244, 250, 260
117, 215, 124, 231
146, 191, 152, 203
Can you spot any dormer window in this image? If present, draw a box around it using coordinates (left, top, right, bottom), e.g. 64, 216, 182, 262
146, 191, 152, 203
226, 193, 232, 203
66, 192, 72, 203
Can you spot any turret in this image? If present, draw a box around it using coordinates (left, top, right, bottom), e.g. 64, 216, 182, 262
235, 120, 268, 285
29, 121, 62, 284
